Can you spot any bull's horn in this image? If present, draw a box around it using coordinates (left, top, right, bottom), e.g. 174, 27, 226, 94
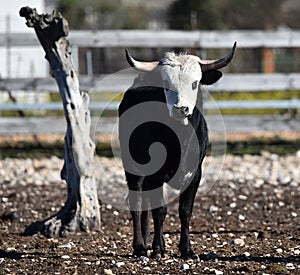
199, 41, 237, 71
125, 48, 159, 72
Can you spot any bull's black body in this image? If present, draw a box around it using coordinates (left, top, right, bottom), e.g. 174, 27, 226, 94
118, 71, 209, 259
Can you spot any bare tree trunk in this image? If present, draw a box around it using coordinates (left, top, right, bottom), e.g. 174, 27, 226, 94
20, 7, 101, 237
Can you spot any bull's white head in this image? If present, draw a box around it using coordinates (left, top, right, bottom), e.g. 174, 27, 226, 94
126, 42, 236, 125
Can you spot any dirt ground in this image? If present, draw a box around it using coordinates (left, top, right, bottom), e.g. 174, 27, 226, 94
0, 138, 300, 274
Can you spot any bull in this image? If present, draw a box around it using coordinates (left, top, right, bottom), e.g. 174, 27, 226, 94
118, 42, 236, 259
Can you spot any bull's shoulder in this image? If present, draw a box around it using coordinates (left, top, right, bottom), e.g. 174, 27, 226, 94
119, 77, 165, 116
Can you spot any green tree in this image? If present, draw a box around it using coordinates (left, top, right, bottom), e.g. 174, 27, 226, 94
56, 0, 149, 29
220, 0, 285, 29
56, 0, 85, 29
168, 0, 223, 30
120, 4, 150, 29
281, 0, 300, 29
168, 0, 286, 30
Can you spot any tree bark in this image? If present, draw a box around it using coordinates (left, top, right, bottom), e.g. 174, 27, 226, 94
20, 7, 101, 237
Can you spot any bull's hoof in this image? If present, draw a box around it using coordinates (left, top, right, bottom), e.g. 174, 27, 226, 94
180, 249, 198, 260
133, 244, 147, 257
151, 250, 165, 261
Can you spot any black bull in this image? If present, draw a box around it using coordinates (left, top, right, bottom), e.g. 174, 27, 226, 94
118, 43, 236, 259
118, 71, 208, 259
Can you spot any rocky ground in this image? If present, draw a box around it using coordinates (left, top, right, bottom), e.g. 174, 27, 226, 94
0, 152, 300, 274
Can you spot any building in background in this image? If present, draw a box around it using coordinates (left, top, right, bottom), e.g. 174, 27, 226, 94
0, 0, 47, 78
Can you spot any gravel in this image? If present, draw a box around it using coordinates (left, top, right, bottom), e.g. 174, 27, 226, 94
0, 153, 299, 274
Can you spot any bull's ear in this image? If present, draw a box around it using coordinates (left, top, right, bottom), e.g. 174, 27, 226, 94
200, 70, 222, 85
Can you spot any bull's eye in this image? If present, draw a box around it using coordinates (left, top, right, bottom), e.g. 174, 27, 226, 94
192, 81, 198, 90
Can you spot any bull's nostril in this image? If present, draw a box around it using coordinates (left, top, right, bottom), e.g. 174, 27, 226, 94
181, 106, 189, 116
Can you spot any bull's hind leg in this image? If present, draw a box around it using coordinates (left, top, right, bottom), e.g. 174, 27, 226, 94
178, 168, 201, 259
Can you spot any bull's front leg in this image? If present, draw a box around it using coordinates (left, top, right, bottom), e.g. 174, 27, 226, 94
178, 169, 201, 259
149, 183, 167, 260
151, 205, 167, 260
141, 210, 151, 250
127, 174, 147, 257
130, 210, 147, 256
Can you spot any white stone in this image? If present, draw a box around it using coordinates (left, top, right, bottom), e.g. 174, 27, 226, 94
58, 242, 75, 249
209, 205, 219, 212
180, 263, 189, 270
229, 202, 236, 208
293, 249, 300, 255
104, 269, 114, 275
286, 263, 295, 270
115, 262, 125, 268
238, 214, 246, 221
140, 256, 149, 264
238, 195, 247, 200
231, 238, 245, 246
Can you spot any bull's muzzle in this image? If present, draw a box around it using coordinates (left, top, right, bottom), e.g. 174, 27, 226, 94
180, 106, 190, 116
173, 105, 190, 119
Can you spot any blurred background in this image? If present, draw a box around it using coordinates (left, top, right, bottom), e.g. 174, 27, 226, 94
0, 0, 299, 156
